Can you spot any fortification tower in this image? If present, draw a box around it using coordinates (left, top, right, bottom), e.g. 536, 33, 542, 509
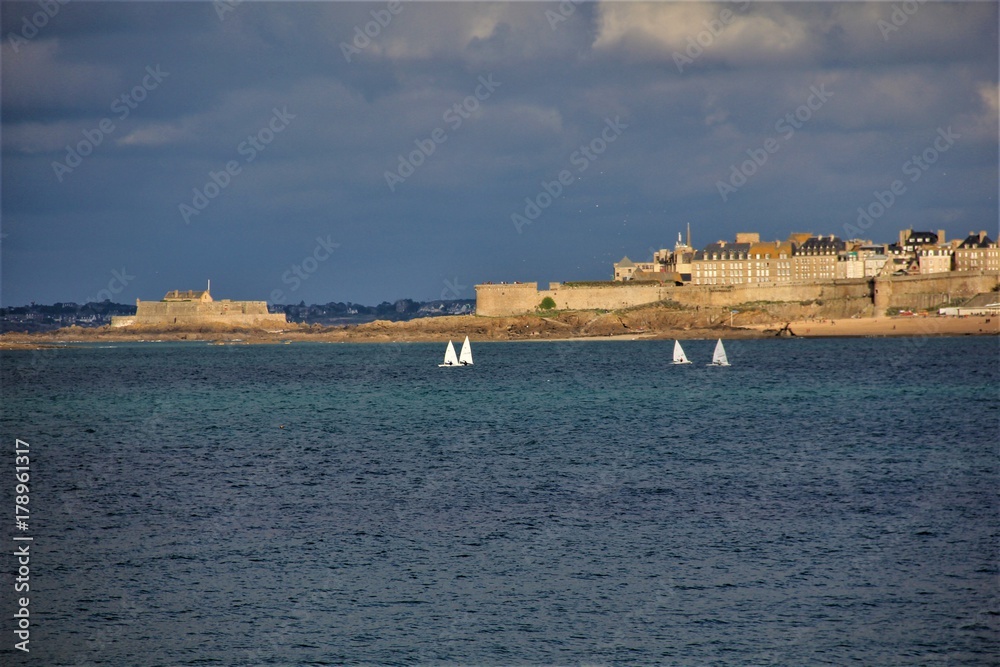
111, 284, 286, 328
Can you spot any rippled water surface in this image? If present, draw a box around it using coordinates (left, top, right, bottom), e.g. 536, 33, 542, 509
2, 337, 998, 665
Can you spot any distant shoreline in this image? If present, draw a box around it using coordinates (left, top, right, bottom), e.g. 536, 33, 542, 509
1, 312, 996, 351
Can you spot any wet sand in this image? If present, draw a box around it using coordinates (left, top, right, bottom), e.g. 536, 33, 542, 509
748, 315, 998, 338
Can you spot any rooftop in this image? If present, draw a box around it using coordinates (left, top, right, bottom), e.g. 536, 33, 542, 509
163, 289, 212, 302
958, 231, 996, 248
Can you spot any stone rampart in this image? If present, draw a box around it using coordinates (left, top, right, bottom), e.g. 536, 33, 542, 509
111, 299, 287, 328
665, 279, 872, 309
544, 282, 672, 311
476, 280, 870, 315
874, 271, 999, 312
475, 284, 547, 317
476, 272, 999, 316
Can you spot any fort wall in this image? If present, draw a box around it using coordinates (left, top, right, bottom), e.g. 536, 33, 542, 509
475, 284, 548, 317
874, 271, 1000, 311
476, 272, 999, 316
111, 299, 287, 328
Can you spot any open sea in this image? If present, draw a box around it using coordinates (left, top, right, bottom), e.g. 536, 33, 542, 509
1, 337, 998, 666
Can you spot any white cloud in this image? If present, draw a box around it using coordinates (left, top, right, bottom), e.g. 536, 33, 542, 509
593, 2, 810, 63
954, 81, 1000, 142
506, 104, 564, 135
117, 124, 191, 147
324, 3, 582, 65
979, 83, 999, 117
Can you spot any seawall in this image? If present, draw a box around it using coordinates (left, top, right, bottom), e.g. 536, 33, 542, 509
873, 272, 999, 311
111, 300, 287, 328
476, 272, 1000, 316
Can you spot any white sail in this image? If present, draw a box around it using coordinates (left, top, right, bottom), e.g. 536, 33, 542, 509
672, 340, 691, 364
439, 340, 459, 367
459, 336, 473, 366
711, 338, 730, 366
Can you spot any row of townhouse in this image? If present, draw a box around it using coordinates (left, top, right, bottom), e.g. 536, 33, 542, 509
690, 233, 843, 286
614, 229, 998, 286
888, 229, 1000, 275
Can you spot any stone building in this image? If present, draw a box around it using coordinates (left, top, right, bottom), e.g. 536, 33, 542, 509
691, 241, 752, 285
613, 256, 637, 281
611, 227, 988, 290
837, 243, 888, 279
615, 227, 696, 283
899, 229, 945, 251
652, 231, 696, 283
837, 251, 866, 279
748, 240, 794, 283
111, 287, 287, 328
692, 238, 795, 285
613, 257, 667, 281
954, 231, 999, 272
691, 234, 839, 286
792, 235, 845, 281
917, 246, 954, 274
660, 243, 695, 283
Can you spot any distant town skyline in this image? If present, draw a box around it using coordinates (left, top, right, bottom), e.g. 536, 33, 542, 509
2, 2, 997, 307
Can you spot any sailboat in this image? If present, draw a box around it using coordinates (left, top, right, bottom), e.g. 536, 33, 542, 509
458, 336, 474, 366
709, 338, 730, 366
672, 340, 692, 365
439, 340, 459, 367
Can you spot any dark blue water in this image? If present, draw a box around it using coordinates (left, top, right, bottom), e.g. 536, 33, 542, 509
2, 338, 998, 665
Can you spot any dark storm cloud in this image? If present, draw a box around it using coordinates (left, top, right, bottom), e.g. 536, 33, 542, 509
1, 1, 996, 306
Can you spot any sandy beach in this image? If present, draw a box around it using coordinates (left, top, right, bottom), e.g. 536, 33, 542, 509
748, 315, 999, 338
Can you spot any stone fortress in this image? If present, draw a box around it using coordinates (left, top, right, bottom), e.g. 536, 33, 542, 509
111, 284, 287, 328
476, 228, 1000, 317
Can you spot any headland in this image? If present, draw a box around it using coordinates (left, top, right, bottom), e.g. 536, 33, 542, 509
2, 303, 996, 350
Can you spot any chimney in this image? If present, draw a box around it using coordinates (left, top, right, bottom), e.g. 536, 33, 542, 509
937, 229, 945, 244
899, 229, 909, 247
980, 230, 987, 243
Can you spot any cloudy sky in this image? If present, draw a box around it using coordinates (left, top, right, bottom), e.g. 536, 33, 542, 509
2, 1, 997, 306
